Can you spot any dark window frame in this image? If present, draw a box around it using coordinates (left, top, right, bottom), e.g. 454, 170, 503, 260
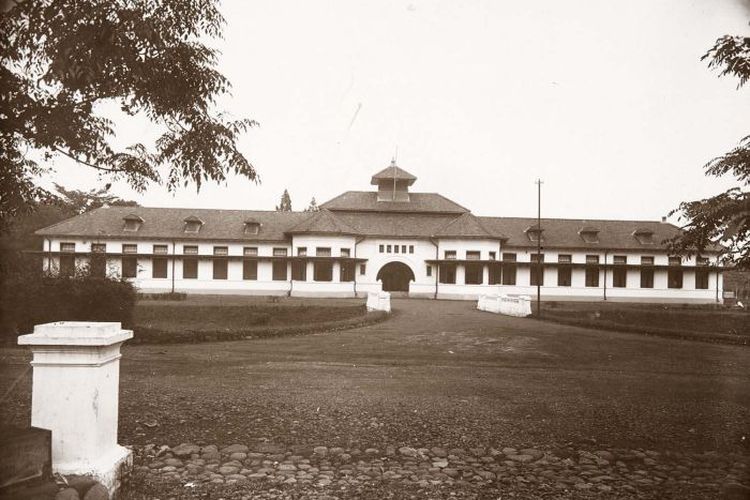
530, 253, 544, 287
291, 260, 307, 281
439, 263, 457, 284
122, 256, 137, 278
213, 258, 228, 280
183, 257, 198, 279
314, 261, 333, 282
152, 257, 168, 278
464, 262, 483, 285
243, 259, 258, 280
272, 261, 287, 280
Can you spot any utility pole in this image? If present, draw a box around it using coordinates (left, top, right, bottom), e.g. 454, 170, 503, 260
535, 179, 543, 317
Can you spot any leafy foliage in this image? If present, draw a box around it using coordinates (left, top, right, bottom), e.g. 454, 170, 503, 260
305, 197, 320, 212
0, 261, 136, 338
54, 183, 138, 214
0, 183, 137, 278
0, 0, 257, 230
669, 35, 750, 269
276, 189, 292, 211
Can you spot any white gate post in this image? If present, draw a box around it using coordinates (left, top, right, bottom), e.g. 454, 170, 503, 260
17, 321, 133, 494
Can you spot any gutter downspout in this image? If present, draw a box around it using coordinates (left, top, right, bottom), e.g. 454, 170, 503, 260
171, 240, 176, 294
429, 237, 439, 299
715, 259, 720, 303
354, 236, 365, 298
603, 250, 607, 301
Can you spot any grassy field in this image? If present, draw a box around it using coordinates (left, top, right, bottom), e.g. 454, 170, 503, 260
539, 301, 749, 343
135, 295, 367, 331
131, 295, 377, 342
1, 298, 748, 456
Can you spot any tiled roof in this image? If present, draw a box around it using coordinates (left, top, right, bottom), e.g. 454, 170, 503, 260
321, 191, 469, 214
286, 209, 358, 235
478, 217, 689, 250
35, 203, 713, 253
36, 206, 309, 241
334, 212, 463, 238
370, 165, 417, 185
434, 213, 502, 240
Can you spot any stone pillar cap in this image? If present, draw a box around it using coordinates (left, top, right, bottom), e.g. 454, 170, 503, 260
18, 321, 133, 346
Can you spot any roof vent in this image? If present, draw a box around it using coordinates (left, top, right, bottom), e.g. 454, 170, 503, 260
524, 225, 544, 243
123, 214, 144, 232
578, 226, 600, 244
633, 227, 655, 245
244, 219, 261, 235
183, 215, 204, 234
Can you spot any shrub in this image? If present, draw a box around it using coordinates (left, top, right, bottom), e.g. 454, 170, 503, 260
0, 267, 136, 340
138, 292, 187, 301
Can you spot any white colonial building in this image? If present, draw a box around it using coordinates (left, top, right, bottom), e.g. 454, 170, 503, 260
36, 163, 724, 303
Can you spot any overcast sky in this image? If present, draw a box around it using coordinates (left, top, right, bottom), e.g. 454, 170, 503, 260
43, 0, 750, 222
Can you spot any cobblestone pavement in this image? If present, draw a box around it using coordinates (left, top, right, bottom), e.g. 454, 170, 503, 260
129, 441, 750, 499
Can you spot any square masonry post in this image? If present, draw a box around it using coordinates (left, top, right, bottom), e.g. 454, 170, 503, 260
17, 321, 133, 495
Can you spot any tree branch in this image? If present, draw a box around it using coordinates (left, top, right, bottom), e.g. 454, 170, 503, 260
50, 145, 126, 173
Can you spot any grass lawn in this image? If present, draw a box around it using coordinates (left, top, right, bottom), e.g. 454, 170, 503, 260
135, 295, 367, 331
131, 295, 377, 342
539, 301, 749, 343
1, 298, 747, 457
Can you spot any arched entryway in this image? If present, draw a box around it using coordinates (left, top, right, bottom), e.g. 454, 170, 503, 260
376, 262, 415, 292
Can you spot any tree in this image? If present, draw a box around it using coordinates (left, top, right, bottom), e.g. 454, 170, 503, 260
669, 35, 750, 269
276, 189, 292, 211
0, 183, 138, 275
0, 0, 257, 230
304, 197, 320, 212
54, 183, 138, 214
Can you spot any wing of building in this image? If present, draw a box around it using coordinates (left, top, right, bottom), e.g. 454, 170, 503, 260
35, 162, 724, 303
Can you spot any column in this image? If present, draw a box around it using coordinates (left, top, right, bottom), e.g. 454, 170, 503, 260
333, 261, 341, 283
306, 260, 314, 282
17, 322, 133, 495
456, 264, 465, 285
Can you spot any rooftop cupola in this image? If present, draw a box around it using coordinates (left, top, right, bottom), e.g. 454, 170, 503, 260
370, 159, 417, 202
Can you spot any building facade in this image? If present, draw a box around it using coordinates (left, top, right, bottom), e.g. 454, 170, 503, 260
36, 164, 724, 303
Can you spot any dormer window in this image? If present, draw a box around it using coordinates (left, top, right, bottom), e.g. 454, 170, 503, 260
633, 228, 654, 245
123, 214, 143, 232
244, 219, 261, 235
183, 216, 203, 234
525, 226, 544, 243
579, 226, 600, 244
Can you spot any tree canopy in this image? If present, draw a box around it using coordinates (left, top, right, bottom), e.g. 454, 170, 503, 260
54, 183, 138, 214
305, 197, 320, 212
0, 0, 257, 230
276, 189, 292, 211
669, 35, 750, 269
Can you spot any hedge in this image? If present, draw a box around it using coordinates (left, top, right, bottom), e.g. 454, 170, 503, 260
0, 269, 136, 341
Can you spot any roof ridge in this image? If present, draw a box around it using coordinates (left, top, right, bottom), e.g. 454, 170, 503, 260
478, 215, 670, 224
100, 206, 312, 215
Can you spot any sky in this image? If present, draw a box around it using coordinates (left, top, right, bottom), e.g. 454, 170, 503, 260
42, 0, 750, 222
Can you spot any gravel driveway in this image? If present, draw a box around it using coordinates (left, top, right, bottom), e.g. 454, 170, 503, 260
1, 298, 748, 498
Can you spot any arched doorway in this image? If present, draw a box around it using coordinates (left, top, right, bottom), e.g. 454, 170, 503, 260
377, 262, 415, 292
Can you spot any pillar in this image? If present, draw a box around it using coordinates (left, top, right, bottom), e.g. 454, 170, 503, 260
306, 260, 314, 281
456, 264, 466, 285
333, 261, 341, 283
482, 264, 489, 285
17, 321, 133, 495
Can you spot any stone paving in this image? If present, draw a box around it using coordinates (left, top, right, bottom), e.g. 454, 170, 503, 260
132, 441, 750, 498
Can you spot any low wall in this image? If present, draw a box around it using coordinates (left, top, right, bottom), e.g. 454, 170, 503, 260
477, 294, 532, 317
367, 291, 391, 313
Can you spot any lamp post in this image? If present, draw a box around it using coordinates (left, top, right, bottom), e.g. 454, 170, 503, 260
535, 179, 543, 317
